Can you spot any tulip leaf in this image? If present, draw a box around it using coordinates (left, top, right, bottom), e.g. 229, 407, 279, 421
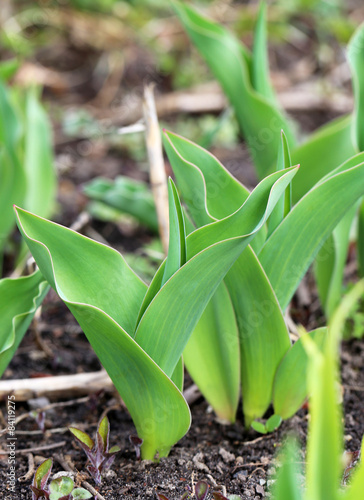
83, 176, 159, 232
273, 327, 327, 420
267, 129, 292, 237
134, 165, 299, 378
347, 22, 364, 152
173, 2, 296, 179
24, 87, 56, 218
183, 281, 240, 422
290, 115, 356, 203
252, 2, 277, 105
0, 270, 49, 377
15, 207, 190, 460
162, 178, 186, 285
260, 156, 364, 311
269, 439, 303, 500
314, 206, 357, 318
224, 246, 290, 425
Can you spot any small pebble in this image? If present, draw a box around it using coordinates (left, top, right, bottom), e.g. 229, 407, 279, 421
219, 447, 235, 463
256, 484, 265, 495
192, 452, 210, 473
104, 470, 117, 480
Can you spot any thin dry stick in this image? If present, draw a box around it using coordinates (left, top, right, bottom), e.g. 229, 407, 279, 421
0, 441, 66, 455
18, 453, 35, 482
0, 370, 114, 401
14, 396, 90, 425
54, 453, 106, 500
143, 83, 169, 255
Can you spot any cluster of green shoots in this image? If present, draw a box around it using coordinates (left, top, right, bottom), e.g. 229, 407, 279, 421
0, 3, 364, 500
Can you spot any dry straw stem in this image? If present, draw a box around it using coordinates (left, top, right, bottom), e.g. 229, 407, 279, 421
143, 83, 169, 254
0, 368, 201, 404
0, 370, 114, 400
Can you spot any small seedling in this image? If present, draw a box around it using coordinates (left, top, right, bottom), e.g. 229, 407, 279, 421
69, 416, 120, 485
129, 434, 143, 460
30, 458, 93, 500
251, 414, 282, 435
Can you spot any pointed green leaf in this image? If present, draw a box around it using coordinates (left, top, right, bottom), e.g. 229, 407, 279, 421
291, 115, 355, 203
252, 2, 277, 104
0, 78, 26, 252
162, 178, 186, 285
303, 283, 364, 500
134, 166, 299, 378
98, 416, 109, 452
267, 129, 292, 238
225, 246, 290, 425
183, 281, 240, 422
314, 206, 357, 318
34, 458, 53, 490
357, 198, 364, 278
0, 270, 49, 377
163, 129, 267, 254
83, 176, 158, 232
163, 130, 249, 223
260, 156, 364, 311
347, 23, 364, 151
270, 439, 302, 500
15, 208, 147, 335
273, 328, 327, 420
24, 87, 56, 218
164, 131, 290, 423
195, 480, 209, 500
69, 427, 95, 450
173, 2, 296, 179
251, 421, 267, 434
266, 414, 282, 433
15, 207, 190, 460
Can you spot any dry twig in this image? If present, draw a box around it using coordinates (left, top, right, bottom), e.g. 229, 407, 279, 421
0, 441, 66, 455
0, 370, 114, 401
143, 83, 169, 254
18, 453, 35, 482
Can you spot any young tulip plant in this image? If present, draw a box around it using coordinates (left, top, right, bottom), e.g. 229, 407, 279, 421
0, 76, 56, 379
174, 1, 364, 320
270, 281, 364, 500
162, 128, 364, 429
14, 157, 298, 460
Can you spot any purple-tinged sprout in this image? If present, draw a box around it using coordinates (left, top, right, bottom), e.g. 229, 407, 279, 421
129, 434, 143, 460
69, 416, 120, 485
195, 481, 209, 500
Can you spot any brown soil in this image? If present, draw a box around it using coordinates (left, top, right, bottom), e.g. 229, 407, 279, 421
1, 320, 363, 500
1, 2, 364, 499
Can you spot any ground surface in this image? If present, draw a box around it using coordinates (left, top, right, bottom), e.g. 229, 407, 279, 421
1, 326, 364, 499
1, 1, 364, 499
